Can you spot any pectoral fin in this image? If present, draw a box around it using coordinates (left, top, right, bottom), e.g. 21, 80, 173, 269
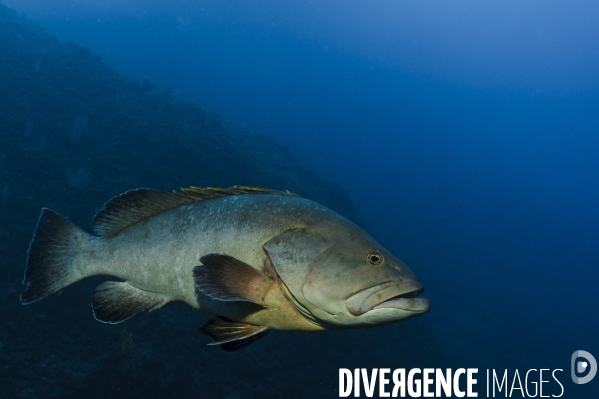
200, 317, 269, 352
193, 253, 273, 305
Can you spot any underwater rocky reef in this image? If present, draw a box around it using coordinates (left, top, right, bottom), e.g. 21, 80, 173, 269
0, 4, 451, 398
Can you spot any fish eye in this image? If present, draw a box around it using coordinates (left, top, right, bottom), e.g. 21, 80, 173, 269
367, 252, 384, 266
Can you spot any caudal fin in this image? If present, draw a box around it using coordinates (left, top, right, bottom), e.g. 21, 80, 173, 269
21, 208, 90, 304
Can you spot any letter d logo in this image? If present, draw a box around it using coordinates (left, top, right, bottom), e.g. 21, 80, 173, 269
571, 350, 597, 384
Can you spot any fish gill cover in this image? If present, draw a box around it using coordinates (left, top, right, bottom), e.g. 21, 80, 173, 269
0, 4, 450, 398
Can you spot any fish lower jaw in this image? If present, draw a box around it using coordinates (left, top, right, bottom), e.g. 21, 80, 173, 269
377, 286, 424, 306
373, 297, 431, 314
346, 282, 427, 316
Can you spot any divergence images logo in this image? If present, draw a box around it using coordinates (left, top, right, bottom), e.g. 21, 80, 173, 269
571, 350, 596, 384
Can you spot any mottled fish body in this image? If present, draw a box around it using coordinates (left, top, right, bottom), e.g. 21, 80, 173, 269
22, 186, 429, 351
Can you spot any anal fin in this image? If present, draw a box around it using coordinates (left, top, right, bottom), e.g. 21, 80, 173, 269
200, 317, 269, 352
193, 253, 273, 305
91, 281, 168, 324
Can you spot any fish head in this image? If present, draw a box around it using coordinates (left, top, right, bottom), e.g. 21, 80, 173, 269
264, 225, 430, 328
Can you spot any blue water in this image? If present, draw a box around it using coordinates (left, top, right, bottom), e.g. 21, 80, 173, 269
3, 0, 599, 397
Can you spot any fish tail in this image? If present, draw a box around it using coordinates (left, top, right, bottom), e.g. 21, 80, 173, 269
21, 208, 92, 304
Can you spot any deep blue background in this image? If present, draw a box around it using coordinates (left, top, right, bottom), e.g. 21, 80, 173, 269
6, 0, 599, 395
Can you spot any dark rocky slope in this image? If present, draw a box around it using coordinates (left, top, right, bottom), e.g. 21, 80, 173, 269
0, 4, 450, 398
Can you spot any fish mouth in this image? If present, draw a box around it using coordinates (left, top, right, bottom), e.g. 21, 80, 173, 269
346, 281, 430, 316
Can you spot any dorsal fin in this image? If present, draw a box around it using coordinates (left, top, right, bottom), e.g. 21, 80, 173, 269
92, 186, 299, 237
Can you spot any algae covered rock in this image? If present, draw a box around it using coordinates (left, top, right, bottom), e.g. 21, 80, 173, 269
0, 4, 358, 235
0, 4, 369, 398
0, 4, 455, 399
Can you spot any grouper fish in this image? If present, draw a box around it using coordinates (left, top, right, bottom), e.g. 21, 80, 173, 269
21, 186, 430, 351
